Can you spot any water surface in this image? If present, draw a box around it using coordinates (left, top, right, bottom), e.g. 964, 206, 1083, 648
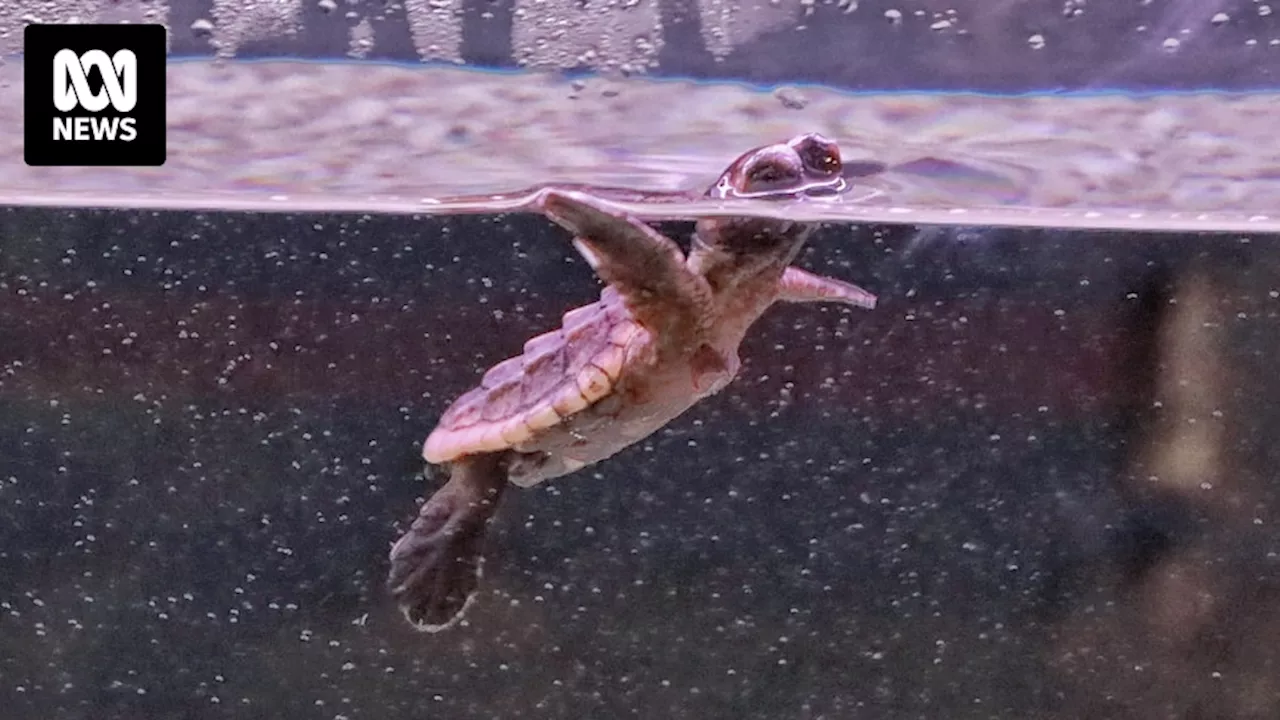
3, 59, 1278, 233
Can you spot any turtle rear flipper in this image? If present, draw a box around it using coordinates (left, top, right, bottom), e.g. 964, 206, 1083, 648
387, 454, 508, 631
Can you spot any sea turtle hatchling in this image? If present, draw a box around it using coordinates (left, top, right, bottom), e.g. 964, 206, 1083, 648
388, 133, 878, 631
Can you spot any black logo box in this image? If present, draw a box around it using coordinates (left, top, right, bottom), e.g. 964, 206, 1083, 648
24, 23, 167, 167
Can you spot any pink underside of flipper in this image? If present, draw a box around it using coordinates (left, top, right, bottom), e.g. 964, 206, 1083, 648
778, 266, 877, 309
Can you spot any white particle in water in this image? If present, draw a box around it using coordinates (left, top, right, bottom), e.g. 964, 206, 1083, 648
1210, 12, 1230, 25
884, 9, 902, 23
1162, 37, 1181, 51
1028, 33, 1046, 49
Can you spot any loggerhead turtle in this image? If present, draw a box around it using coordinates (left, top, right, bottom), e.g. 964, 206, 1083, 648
388, 133, 878, 631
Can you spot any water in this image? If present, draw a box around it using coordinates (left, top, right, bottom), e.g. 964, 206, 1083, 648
4, 26, 1280, 718
3, 60, 1279, 234
4, 198, 1280, 718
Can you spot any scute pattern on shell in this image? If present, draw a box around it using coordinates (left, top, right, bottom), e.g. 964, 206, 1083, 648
423, 289, 644, 464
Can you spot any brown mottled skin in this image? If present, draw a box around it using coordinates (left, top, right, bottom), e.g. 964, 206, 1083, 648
388, 134, 878, 631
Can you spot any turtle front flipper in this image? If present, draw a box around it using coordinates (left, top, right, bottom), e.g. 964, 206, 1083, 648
387, 453, 508, 631
777, 266, 877, 309
536, 189, 711, 337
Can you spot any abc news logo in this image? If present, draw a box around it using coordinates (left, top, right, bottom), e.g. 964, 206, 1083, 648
53, 49, 140, 142
25, 24, 166, 167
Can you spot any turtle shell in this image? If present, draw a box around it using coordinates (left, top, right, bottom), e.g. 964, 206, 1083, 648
422, 287, 647, 464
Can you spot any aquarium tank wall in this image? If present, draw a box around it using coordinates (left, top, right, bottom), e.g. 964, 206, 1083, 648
2, 1, 1279, 719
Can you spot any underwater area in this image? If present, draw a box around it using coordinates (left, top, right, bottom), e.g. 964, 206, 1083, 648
3, 1, 1280, 719
6, 207, 1280, 719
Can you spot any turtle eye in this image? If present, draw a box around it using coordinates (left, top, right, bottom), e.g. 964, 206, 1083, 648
798, 142, 839, 176
748, 165, 782, 185
740, 159, 800, 193
806, 150, 840, 176
792, 137, 842, 177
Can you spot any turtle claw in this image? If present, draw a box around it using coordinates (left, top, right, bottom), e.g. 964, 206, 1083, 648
387, 455, 507, 632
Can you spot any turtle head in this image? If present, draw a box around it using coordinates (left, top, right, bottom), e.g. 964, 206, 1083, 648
706, 133, 846, 202
691, 133, 845, 286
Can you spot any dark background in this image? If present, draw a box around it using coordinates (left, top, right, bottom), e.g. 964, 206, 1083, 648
2, 208, 1279, 718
